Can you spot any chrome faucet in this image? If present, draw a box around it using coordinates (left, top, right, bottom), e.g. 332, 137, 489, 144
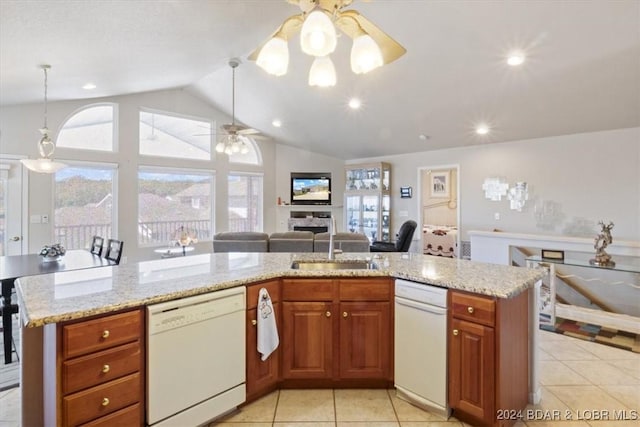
328, 216, 337, 260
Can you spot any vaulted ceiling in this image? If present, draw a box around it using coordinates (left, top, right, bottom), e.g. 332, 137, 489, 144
1, 1, 639, 159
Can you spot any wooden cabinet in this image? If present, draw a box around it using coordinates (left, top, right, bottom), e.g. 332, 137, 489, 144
52, 308, 144, 427
448, 290, 529, 427
246, 280, 281, 402
281, 277, 393, 386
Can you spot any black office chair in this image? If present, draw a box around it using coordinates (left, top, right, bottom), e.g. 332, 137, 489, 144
104, 239, 124, 264
90, 235, 104, 256
1, 287, 19, 364
370, 220, 417, 252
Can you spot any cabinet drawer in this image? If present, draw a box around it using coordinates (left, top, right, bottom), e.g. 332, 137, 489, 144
339, 279, 391, 301
63, 372, 141, 426
79, 403, 142, 427
62, 310, 142, 359
62, 341, 141, 395
282, 279, 334, 301
451, 292, 495, 327
247, 280, 281, 309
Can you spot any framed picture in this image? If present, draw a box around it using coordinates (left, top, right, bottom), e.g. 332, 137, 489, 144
541, 249, 564, 261
400, 186, 412, 198
430, 171, 450, 198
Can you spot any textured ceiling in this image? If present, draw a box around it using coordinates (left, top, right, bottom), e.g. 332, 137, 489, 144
1, 0, 639, 159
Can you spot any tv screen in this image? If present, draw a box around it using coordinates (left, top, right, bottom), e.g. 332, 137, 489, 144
290, 173, 331, 205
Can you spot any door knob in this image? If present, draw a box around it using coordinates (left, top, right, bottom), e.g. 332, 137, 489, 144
342, 312, 348, 318
10, 236, 20, 242
325, 311, 331, 317
102, 364, 110, 373
101, 397, 110, 407
453, 329, 459, 336
102, 330, 110, 339
467, 306, 474, 314
251, 319, 257, 326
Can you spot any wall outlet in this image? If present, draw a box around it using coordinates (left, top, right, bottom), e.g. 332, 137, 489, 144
494, 212, 500, 220
41, 214, 49, 224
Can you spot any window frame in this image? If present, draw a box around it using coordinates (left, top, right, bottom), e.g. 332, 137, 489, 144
228, 171, 264, 232
56, 103, 119, 153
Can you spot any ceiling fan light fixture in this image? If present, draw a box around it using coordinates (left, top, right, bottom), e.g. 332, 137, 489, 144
215, 142, 226, 153
256, 36, 289, 76
308, 56, 337, 87
300, 9, 337, 57
351, 33, 383, 74
20, 65, 67, 174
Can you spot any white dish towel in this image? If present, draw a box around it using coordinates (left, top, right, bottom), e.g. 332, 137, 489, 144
257, 288, 279, 361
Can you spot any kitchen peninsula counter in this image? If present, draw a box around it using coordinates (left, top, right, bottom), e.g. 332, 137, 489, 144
16, 252, 545, 328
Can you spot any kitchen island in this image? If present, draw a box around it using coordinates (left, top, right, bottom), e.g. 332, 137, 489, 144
16, 252, 545, 426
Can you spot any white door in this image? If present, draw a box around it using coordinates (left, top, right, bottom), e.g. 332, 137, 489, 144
0, 158, 28, 255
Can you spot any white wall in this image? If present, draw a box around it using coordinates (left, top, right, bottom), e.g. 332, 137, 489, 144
349, 127, 640, 243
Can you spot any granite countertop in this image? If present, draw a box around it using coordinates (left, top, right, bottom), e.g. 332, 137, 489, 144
16, 252, 546, 327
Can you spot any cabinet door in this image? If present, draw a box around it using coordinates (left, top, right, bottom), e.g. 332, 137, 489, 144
449, 318, 495, 426
246, 304, 280, 400
339, 301, 390, 379
281, 302, 333, 379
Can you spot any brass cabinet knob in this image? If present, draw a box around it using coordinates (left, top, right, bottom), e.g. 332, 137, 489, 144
342, 312, 348, 318
101, 330, 110, 339
326, 311, 331, 317
453, 329, 459, 336
102, 397, 110, 407
467, 306, 474, 314
251, 319, 257, 326
102, 364, 110, 373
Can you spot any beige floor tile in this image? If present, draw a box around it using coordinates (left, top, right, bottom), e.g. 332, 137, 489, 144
277, 423, 336, 427
539, 340, 599, 361
335, 389, 396, 422
574, 339, 640, 361
0, 388, 20, 422
539, 361, 591, 386
337, 422, 400, 426
538, 348, 555, 361
214, 423, 272, 427
388, 390, 448, 422
564, 361, 640, 386
216, 390, 279, 423
399, 422, 463, 426
588, 421, 640, 426
525, 386, 572, 417
611, 359, 640, 380
546, 385, 630, 413
598, 384, 640, 410
274, 389, 335, 422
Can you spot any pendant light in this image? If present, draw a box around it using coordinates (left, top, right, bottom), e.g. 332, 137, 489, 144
20, 65, 66, 174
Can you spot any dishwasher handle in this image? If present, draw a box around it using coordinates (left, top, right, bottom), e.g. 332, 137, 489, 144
395, 296, 448, 315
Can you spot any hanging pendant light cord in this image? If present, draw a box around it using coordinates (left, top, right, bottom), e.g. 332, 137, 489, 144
43, 65, 49, 129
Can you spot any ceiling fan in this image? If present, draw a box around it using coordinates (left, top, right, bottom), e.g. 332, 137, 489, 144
248, 0, 406, 84
196, 59, 263, 155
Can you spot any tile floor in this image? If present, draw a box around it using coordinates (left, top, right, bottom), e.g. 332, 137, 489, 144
1, 330, 638, 427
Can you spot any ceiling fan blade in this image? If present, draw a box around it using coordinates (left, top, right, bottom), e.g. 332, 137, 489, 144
336, 10, 406, 65
237, 128, 261, 135
248, 14, 304, 61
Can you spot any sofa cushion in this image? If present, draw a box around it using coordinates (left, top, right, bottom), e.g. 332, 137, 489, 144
269, 231, 314, 252
213, 232, 269, 252
313, 232, 370, 253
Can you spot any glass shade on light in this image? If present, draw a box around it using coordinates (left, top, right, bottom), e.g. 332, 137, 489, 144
256, 36, 289, 76
300, 10, 337, 57
351, 34, 383, 74
308, 56, 337, 87
21, 158, 67, 173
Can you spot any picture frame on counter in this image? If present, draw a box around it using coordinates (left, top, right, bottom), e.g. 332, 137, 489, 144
541, 249, 565, 261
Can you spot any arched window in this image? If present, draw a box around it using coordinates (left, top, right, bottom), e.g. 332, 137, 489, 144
228, 137, 262, 165
57, 103, 117, 152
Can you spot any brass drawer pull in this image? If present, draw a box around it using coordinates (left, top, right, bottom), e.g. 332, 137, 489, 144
102, 364, 110, 373
467, 306, 474, 314
326, 311, 331, 317
453, 329, 459, 336
251, 319, 257, 326
102, 397, 110, 407
343, 312, 348, 318
102, 330, 110, 339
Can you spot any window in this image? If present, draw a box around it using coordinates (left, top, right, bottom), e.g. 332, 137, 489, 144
57, 104, 117, 152
139, 110, 212, 161
228, 137, 262, 165
138, 169, 214, 245
228, 173, 263, 232
54, 164, 117, 250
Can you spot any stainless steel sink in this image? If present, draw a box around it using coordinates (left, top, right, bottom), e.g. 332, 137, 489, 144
291, 260, 378, 270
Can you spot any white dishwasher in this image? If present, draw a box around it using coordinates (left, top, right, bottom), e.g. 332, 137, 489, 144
394, 279, 449, 418
147, 287, 246, 426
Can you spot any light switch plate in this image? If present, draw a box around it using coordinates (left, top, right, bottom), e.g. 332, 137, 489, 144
30, 214, 41, 224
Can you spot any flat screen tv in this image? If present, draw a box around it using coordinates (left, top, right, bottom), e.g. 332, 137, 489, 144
290, 172, 331, 205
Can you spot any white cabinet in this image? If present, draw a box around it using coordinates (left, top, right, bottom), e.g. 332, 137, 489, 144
345, 163, 391, 242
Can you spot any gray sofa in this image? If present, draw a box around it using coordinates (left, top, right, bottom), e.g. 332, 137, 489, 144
212, 231, 369, 253
212, 231, 269, 252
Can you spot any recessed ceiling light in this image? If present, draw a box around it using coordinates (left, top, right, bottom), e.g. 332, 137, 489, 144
82, 83, 97, 90
507, 53, 525, 66
418, 134, 430, 141
272, 119, 282, 128
348, 98, 361, 109
476, 125, 490, 135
